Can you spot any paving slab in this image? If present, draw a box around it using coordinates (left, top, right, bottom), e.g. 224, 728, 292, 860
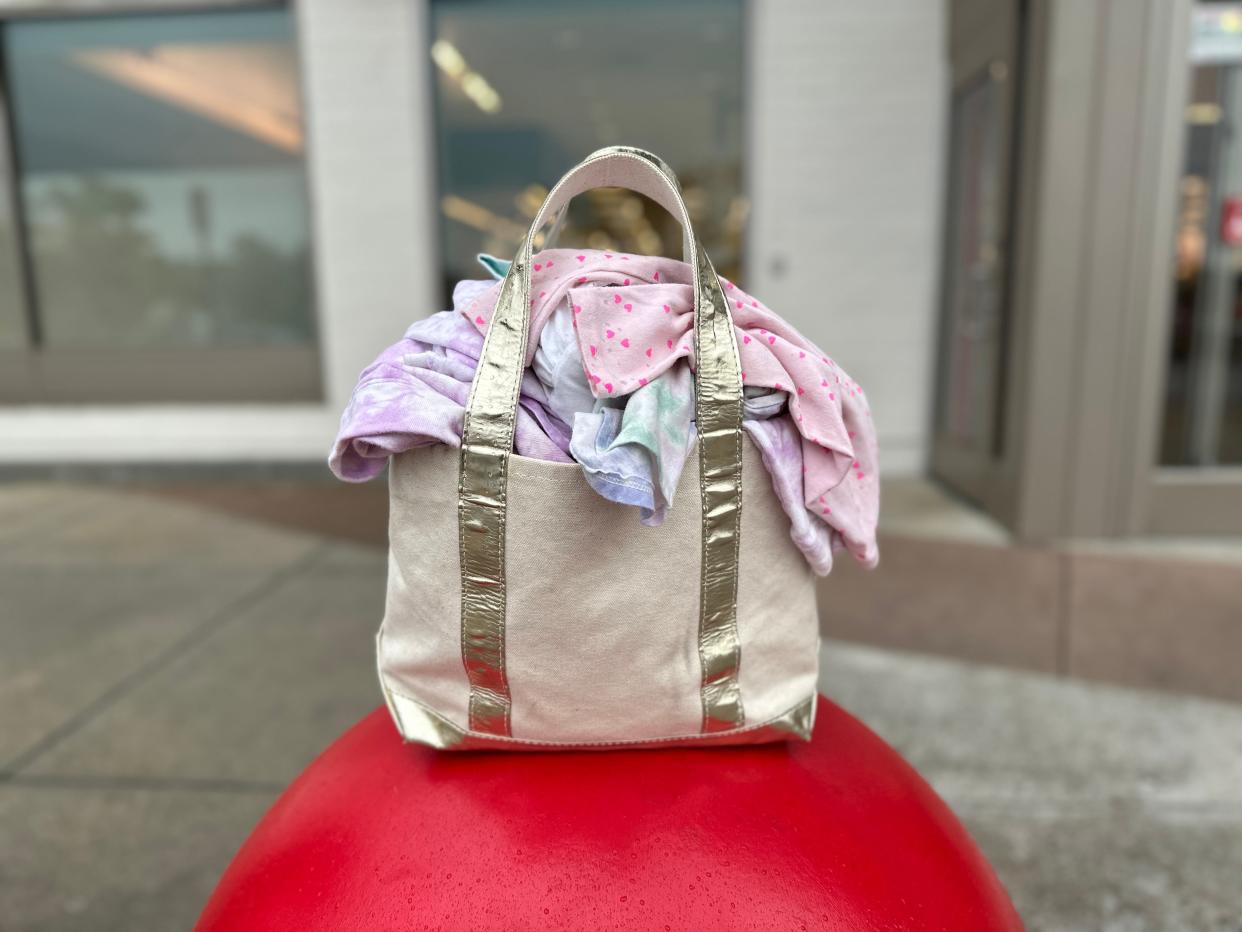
0, 784, 273, 932
0, 484, 325, 771
304, 537, 387, 572
878, 476, 1012, 544
0, 566, 277, 769
0, 483, 322, 570
819, 640, 1242, 930
22, 565, 386, 785
0, 485, 90, 551
1067, 550, 1242, 702
3, 479, 1240, 931
958, 801, 1242, 932
820, 640, 1242, 805
139, 479, 390, 548
819, 534, 1063, 673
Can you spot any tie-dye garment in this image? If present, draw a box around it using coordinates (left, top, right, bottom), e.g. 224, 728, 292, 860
329, 281, 574, 480
331, 249, 879, 573
457, 249, 879, 570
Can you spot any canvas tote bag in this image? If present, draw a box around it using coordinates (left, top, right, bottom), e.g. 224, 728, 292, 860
377, 146, 820, 749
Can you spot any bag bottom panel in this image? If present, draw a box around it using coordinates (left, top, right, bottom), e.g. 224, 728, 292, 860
381, 681, 817, 751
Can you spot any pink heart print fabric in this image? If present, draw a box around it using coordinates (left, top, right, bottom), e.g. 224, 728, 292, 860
458, 248, 880, 570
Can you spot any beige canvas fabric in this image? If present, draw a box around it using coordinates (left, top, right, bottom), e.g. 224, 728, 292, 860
378, 437, 820, 748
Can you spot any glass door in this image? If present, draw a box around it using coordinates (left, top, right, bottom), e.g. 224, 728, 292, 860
931, 0, 1024, 512
1163, 62, 1242, 466
1141, 3, 1242, 534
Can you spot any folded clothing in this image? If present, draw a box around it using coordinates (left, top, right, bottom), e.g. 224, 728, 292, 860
331, 249, 879, 574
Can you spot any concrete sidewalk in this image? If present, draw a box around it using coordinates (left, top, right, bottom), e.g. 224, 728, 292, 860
1, 482, 1239, 931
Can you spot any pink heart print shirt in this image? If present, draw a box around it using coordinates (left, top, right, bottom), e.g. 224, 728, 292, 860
460, 248, 880, 569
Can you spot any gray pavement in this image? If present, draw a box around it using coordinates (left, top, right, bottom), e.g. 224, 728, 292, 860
1, 482, 1239, 931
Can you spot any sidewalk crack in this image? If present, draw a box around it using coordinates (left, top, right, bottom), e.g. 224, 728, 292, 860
0, 543, 330, 776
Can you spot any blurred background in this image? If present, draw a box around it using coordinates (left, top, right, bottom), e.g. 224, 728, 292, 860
1, 1, 1240, 930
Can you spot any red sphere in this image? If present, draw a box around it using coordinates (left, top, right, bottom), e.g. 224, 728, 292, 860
197, 698, 1021, 930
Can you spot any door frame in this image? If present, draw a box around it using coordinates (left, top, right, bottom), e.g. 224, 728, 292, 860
943, 0, 1242, 540
930, 0, 1025, 523
1126, 0, 1242, 534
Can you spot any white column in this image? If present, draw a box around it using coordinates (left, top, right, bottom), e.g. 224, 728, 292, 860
297, 0, 440, 410
746, 1, 948, 474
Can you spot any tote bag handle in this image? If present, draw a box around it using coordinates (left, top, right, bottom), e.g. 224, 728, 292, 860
456, 146, 746, 738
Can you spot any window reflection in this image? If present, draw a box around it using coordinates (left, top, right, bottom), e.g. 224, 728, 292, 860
1163, 64, 1242, 464
5, 8, 315, 350
428, 0, 746, 302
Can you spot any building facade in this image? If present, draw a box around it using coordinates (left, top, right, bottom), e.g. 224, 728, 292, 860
938, 0, 1242, 538
0, 0, 1237, 539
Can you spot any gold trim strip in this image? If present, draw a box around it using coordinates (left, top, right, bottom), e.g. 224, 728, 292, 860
457, 257, 529, 736
692, 243, 746, 732
383, 685, 814, 752
457, 147, 746, 738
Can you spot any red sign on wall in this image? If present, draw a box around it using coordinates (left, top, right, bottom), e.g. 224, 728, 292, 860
1221, 196, 1242, 245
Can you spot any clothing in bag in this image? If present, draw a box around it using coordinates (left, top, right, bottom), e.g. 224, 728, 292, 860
356, 146, 873, 749
332, 264, 879, 575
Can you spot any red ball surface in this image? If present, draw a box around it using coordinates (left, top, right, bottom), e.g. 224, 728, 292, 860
197, 698, 1021, 930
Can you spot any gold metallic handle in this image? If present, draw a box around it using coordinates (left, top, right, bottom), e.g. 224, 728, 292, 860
457, 146, 746, 737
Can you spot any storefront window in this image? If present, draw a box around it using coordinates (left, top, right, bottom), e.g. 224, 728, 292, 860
2, 6, 318, 396
428, 0, 746, 302
1164, 12, 1242, 464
